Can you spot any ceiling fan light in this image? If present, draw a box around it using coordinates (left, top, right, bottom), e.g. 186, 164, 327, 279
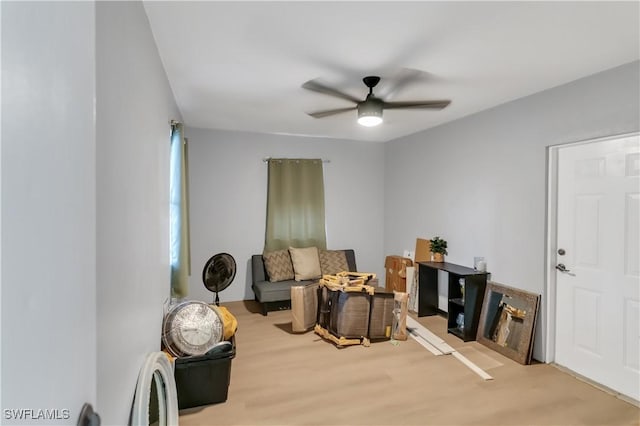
357, 115, 383, 127
357, 100, 383, 127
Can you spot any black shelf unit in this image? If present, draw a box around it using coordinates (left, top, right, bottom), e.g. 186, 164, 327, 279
417, 261, 488, 342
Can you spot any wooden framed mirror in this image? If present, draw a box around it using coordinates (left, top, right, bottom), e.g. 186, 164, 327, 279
476, 281, 540, 365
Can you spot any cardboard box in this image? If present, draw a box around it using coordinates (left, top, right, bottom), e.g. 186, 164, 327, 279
291, 283, 318, 333
384, 256, 413, 292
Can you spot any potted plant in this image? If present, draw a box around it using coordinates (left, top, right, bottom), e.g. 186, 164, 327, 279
430, 236, 448, 262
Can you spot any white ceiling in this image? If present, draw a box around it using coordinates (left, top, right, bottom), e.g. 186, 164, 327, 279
143, 1, 639, 143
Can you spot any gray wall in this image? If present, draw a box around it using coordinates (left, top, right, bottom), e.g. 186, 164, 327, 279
1, 1, 97, 422
96, 2, 182, 424
185, 127, 386, 303
384, 61, 640, 361
2, 1, 183, 423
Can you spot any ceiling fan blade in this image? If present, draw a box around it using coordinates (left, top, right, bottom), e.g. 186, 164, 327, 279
382, 100, 451, 110
307, 106, 357, 118
302, 79, 361, 104
377, 68, 428, 99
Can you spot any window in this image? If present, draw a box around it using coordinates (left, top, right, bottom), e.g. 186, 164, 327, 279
169, 122, 190, 298
264, 158, 326, 252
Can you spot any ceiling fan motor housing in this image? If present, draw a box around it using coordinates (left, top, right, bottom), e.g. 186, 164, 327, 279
358, 96, 383, 118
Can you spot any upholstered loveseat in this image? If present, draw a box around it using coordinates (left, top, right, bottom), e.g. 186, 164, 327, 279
251, 249, 358, 315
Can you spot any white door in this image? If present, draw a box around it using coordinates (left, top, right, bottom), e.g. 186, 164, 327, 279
555, 134, 640, 401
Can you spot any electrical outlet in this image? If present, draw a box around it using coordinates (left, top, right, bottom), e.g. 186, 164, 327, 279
404, 250, 415, 259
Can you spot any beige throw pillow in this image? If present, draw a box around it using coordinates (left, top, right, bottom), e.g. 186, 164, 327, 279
319, 250, 349, 276
262, 250, 294, 282
288, 246, 322, 281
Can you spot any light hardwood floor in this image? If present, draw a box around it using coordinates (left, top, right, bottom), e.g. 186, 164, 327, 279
179, 300, 639, 426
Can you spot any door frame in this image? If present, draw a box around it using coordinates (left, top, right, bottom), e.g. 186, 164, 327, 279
544, 131, 640, 363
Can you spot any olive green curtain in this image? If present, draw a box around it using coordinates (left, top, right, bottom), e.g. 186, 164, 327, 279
170, 123, 190, 299
264, 158, 326, 252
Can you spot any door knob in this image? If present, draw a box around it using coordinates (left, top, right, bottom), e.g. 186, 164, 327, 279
555, 263, 575, 276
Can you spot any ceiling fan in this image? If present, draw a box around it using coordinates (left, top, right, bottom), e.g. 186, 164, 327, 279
302, 75, 451, 127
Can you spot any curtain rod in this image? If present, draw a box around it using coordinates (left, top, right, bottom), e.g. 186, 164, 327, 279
263, 157, 330, 163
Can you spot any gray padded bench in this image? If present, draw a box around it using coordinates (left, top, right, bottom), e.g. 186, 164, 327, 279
251, 249, 357, 316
